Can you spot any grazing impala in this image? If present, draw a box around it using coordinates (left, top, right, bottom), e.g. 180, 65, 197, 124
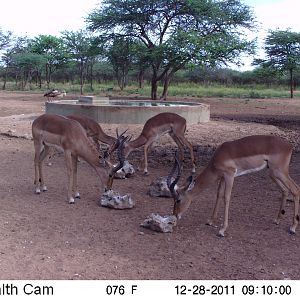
168, 135, 300, 237
32, 114, 111, 204
118, 112, 196, 175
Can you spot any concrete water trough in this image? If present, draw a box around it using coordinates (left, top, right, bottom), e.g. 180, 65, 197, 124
45, 96, 210, 124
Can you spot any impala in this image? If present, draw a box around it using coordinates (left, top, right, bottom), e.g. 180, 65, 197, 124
116, 112, 196, 175
32, 114, 120, 204
168, 135, 300, 237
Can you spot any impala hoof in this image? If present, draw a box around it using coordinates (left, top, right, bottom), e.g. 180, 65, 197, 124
35, 188, 41, 194
288, 227, 296, 235
75, 192, 81, 199
69, 198, 75, 204
217, 229, 225, 237
206, 220, 218, 228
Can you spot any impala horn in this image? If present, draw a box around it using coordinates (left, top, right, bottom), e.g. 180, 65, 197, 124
105, 134, 128, 191
167, 150, 182, 202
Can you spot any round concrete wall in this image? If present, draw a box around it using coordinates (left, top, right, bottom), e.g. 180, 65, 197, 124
45, 99, 210, 124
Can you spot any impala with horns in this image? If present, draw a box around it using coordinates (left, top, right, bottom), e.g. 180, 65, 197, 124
168, 135, 300, 237
114, 112, 196, 175
32, 114, 124, 204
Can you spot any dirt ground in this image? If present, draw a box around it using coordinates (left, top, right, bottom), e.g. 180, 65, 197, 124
1, 91, 300, 280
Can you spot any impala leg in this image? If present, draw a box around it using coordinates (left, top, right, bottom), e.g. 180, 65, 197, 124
38, 145, 51, 192
170, 133, 185, 170
274, 172, 300, 234
33, 140, 42, 194
34, 141, 50, 194
207, 177, 225, 227
218, 174, 234, 237
72, 154, 80, 199
142, 141, 153, 175
65, 151, 75, 204
269, 172, 289, 225
177, 134, 196, 173
270, 165, 300, 233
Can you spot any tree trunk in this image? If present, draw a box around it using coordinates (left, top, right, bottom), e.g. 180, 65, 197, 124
90, 62, 94, 92
46, 63, 50, 89
80, 60, 84, 95
160, 74, 172, 100
290, 68, 294, 99
151, 78, 158, 100
138, 69, 144, 89
2, 67, 8, 90
151, 66, 158, 100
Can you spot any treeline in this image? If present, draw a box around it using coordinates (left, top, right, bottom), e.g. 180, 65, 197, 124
0, 30, 299, 95
1, 0, 300, 98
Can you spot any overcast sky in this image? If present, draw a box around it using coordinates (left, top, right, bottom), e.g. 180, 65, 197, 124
0, 0, 298, 70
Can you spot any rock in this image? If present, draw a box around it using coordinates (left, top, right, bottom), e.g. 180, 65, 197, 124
148, 176, 177, 197
140, 213, 177, 233
114, 160, 135, 179
100, 189, 134, 209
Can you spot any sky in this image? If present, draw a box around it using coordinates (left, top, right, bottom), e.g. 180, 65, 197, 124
0, 0, 299, 70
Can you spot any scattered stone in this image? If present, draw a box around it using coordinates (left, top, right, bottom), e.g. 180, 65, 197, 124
100, 189, 134, 209
140, 213, 177, 233
148, 176, 176, 197
113, 160, 135, 179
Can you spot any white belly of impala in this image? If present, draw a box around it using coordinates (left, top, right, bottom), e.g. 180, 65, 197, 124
43, 142, 64, 153
235, 161, 267, 177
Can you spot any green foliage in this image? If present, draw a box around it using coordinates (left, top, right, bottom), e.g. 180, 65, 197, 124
255, 29, 300, 98
107, 37, 136, 90
0, 28, 13, 51
87, 0, 257, 99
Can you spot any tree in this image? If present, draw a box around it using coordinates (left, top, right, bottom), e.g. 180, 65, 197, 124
87, 0, 256, 99
11, 52, 47, 90
0, 28, 12, 51
62, 30, 102, 94
255, 30, 300, 98
107, 37, 135, 90
1, 35, 30, 90
29, 35, 67, 88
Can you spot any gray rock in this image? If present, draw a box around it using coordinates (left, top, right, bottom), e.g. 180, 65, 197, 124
114, 160, 135, 179
148, 176, 176, 197
140, 213, 177, 233
100, 189, 134, 209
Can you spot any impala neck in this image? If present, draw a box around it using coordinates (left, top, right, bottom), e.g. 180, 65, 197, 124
175, 165, 219, 218
77, 139, 102, 167
191, 165, 219, 195
98, 132, 117, 146
125, 135, 148, 156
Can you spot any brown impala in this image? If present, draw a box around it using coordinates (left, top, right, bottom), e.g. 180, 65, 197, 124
168, 135, 300, 237
32, 114, 124, 204
118, 112, 196, 175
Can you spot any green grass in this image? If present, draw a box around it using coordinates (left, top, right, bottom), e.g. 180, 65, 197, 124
1, 80, 300, 99
120, 82, 300, 99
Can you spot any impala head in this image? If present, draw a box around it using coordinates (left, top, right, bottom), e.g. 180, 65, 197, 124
105, 128, 129, 158
105, 133, 129, 191
167, 151, 195, 219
